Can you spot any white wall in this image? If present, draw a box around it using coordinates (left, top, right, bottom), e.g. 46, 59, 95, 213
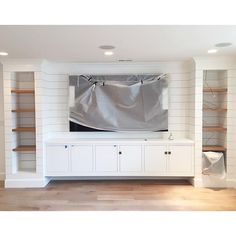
41, 61, 192, 140
0, 63, 4, 179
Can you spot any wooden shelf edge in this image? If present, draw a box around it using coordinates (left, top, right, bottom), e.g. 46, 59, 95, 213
203, 126, 227, 132
12, 145, 36, 152
11, 109, 35, 113
202, 145, 226, 152
203, 108, 227, 112
11, 89, 35, 94
12, 127, 36, 132
203, 88, 227, 93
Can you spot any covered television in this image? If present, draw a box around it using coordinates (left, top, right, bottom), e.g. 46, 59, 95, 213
69, 74, 168, 132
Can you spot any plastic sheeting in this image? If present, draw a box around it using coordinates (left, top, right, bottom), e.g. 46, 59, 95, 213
69, 74, 168, 132
202, 152, 226, 178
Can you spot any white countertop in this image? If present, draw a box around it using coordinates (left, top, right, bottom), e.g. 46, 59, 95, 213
46, 138, 194, 145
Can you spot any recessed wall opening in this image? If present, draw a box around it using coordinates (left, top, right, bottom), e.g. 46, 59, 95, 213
202, 70, 228, 176
11, 72, 36, 173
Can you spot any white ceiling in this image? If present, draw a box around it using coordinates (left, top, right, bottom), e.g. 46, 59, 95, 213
0, 25, 236, 62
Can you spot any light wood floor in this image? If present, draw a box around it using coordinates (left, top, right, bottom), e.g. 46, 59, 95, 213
0, 180, 236, 211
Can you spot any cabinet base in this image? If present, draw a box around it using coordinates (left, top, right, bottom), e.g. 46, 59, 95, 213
5, 178, 50, 188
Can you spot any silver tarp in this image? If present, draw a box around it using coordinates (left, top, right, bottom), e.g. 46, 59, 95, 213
69, 74, 168, 132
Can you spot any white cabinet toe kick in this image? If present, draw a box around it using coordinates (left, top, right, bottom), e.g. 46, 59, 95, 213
45, 139, 194, 178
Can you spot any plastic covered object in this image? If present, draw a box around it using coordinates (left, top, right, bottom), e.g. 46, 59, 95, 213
69, 74, 168, 132
202, 151, 226, 178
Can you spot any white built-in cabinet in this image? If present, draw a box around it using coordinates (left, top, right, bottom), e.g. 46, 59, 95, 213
45, 140, 194, 177
46, 145, 69, 173
95, 145, 118, 172
71, 145, 93, 172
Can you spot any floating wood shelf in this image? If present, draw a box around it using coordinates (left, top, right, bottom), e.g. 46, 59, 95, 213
12, 127, 36, 132
203, 145, 226, 152
203, 126, 227, 132
12, 145, 36, 152
203, 108, 227, 112
11, 89, 35, 94
11, 108, 35, 113
203, 88, 227, 93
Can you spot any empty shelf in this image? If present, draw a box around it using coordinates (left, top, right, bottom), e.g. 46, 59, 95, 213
12, 108, 35, 113
12, 145, 36, 152
202, 145, 226, 152
203, 126, 227, 132
12, 127, 36, 132
203, 108, 227, 112
203, 88, 227, 93
11, 89, 35, 94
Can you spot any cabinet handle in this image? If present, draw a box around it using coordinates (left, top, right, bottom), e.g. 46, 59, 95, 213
119, 151, 122, 155
168, 151, 171, 155
65, 145, 68, 149
164, 151, 168, 155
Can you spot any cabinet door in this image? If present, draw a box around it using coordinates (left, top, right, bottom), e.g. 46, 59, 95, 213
46, 145, 69, 173
119, 145, 142, 172
168, 145, 193, 175
95, 145, 118, 172
71, 145, 93, 173
144, 145, 167, 173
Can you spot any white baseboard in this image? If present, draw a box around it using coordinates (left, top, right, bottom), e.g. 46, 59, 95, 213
191, 177, 236, 188
226, 179, 236, 188
5, 178, 50, 188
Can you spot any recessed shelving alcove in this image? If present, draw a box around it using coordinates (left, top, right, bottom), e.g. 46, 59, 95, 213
202, 70, 227, 155
11, 72, 36, 173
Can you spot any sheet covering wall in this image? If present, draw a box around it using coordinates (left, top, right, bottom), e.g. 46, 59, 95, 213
69, 74, 168, 131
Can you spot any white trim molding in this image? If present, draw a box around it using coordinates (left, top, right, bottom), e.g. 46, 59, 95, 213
5, 178, 50, 188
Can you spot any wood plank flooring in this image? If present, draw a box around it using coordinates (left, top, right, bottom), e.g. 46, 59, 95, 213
0, 180, 236, 211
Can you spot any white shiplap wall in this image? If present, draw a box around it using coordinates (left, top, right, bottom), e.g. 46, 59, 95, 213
0, 64, 4, 179
41, 61, 192, 140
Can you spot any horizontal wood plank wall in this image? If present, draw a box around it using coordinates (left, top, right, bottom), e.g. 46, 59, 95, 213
0, 64, 4, 180
227, 69, 236, 181
41, 62, 192, 140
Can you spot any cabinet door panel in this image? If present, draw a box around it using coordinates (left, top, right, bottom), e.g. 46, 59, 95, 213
144, 145, 167, 173
119, 145, 142, 172
95, 145, 118, 172
71, 145, 93, 172
168, 145, 193, 174
46, 145, 69, 173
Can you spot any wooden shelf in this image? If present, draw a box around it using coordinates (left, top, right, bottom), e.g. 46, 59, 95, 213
11, 108, 35, 113
203, 145, 226, 152
203, 108, 227, 112
12, 145, 36, 152
203, 126, 227, 132
12, 127, 36, 132
203, 88, 227, 93
11, 89, 35, 94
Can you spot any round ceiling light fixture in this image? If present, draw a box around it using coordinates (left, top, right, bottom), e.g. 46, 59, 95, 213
0, 51, 8, 56
104, 51, 114, 56
99, 45, 115, 50
207, 49, 218, 54
215, 42, 232, 48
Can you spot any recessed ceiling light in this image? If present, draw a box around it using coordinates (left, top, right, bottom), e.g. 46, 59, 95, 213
215, 42, 232, 48
207, 49, 218, 54
99, 45, 115, 50
104, 51, 114, 56
0, 51, 8, 56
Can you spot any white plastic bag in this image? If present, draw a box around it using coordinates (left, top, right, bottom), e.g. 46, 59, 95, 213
202, 152, 226, 179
